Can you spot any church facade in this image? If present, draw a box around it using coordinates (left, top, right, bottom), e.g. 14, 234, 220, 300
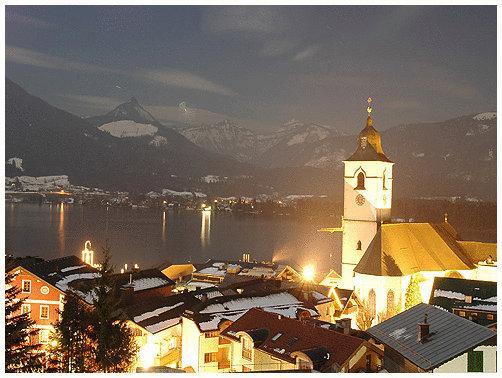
337, 99, 497, 326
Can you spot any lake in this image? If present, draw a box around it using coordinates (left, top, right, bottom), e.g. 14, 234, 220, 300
5, 203, 342, 272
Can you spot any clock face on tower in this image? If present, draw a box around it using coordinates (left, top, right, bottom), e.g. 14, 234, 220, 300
355, 194, 365, 206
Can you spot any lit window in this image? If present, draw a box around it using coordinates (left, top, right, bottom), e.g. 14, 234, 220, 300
21, 304, 31, 317
465, 296, 473, 304
40, 305, 49, 319
39, 329, 49, 344
22, 280, 31, 293
205, 331, 219, 338
459, 311, 466, 317
242, 337, 252, 360
487, 314, 494, 321
204, 352, 217, 363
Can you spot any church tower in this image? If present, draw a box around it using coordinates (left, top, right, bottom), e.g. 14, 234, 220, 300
340, 98, 394, 289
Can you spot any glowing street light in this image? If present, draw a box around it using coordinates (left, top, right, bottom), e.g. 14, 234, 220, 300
302, 265, 315, 282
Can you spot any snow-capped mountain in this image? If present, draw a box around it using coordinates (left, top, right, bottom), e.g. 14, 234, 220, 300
179, 120, 261, 162
179, 118, 340, 162
87, 97, 163, 128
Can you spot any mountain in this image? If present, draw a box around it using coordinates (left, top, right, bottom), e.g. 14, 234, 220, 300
87, 97, 163, 128
179, 120, 260, 162
258, 113, 497, 200
178, 118, 340, 162
5, 79, 254, 192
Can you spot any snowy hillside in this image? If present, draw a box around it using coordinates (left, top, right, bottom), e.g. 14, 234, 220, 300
98, 120, 158, 138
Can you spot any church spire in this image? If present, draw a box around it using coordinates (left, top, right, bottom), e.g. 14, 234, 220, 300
366, 97, 373, 127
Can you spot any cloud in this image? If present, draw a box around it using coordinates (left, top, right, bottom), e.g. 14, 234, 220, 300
6, 9, 55, 29
6, 46, 108, 73
260, 39, 297, 57
6, 45, 236, 97
139, 69, 237, 97
201, 7, 289, 35
62, 94, 122, 110
292, 46, 320, 61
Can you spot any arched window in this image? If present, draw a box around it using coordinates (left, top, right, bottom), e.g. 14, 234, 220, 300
368, 289, 376, 318
356, 240, 362, 250
356, 172, 365, 190
382, 172, 387, 190
387, 290, 395, 313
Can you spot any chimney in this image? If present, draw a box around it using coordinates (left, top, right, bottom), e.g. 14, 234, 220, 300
120, 283, 135, 306
336, 318, 351, 335
418, 313, 430, 343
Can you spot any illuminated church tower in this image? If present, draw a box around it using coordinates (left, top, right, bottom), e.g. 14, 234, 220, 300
340, 98, 394, 289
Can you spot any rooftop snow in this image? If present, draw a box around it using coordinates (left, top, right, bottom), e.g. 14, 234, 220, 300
473, 112, 496, 121
134, 303, 184, 323
144, 318, 181, 334
131, 277, 171, 291
55, 272, 101, 292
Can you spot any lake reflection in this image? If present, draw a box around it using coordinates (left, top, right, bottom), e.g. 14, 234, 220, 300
5, 204, 341, 271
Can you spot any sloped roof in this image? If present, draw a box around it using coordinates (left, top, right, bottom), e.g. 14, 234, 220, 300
354, 223, 477, 276
429, 277, 496, 325
125, 288, 219, 334
13, 255, 100, 292
367, 303, 496, 371
221, 308, 366, 371
184, 290, 320, 332
458, 241, 497, 263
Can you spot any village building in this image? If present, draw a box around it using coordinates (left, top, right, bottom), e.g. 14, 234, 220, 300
171, 257, 301, 290
180, 289, 331, 372
428, 276, 497, 328
220, 308, 383, 372
367, 303, 497, 372
8, 254, 100, 345
324, 99, 497, 325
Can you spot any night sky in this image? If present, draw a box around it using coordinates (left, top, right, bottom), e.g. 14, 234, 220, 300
6, 5, 496, 133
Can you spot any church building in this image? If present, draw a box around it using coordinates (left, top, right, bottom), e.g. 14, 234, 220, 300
337, 98, 496, 326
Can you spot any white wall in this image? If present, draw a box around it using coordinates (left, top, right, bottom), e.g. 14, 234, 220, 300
433, 345, 497, 373
181, 317, 200, 371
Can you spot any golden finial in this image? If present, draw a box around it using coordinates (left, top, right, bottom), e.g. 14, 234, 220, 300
367, 97, 373, 115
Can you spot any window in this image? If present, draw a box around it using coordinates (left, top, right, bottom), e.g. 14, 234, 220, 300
205, 331, 219, 338
22, 280, 31, 293
459, 311, 466, 317
382, 172, 387, 190
204, 352, 217, 363
39, 329, 49, 344
287, 337, 299, 347
368, 289, 376, 318
465, 296, 473, 304
356, 241, 362, 250
467, 351, 483, 372
487, 314, 494, 321
21, 304, 31, 317
298, 359, 312, 370
356, 172, 365, 190
40, 286, 50, 295
271, 332, 282, 341
40, 305, 49, 319
387, 290, 395, 314
242, 337, 252, 360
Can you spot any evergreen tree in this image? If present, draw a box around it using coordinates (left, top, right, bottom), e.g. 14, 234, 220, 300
405, 275, 423, 310
5, 259, 41, 372
47, 292, 95, 372
89, 246, 138, 372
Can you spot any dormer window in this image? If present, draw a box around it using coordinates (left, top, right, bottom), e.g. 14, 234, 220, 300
356, 172, 365, 190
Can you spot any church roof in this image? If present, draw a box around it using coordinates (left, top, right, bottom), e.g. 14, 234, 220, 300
353, 222, 486, 276
345, 114, 392, 163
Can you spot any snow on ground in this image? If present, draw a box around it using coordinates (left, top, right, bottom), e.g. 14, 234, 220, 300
98, 120, 158, 138
149, 135, 167, 146
162, 189, 207, 198
131, 277, 171, 291
7, 157, 24, 171
473, 112, 496, 121
134, 302, 184, 323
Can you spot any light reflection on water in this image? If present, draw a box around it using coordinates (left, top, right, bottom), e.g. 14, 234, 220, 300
5, 203, 341, 271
